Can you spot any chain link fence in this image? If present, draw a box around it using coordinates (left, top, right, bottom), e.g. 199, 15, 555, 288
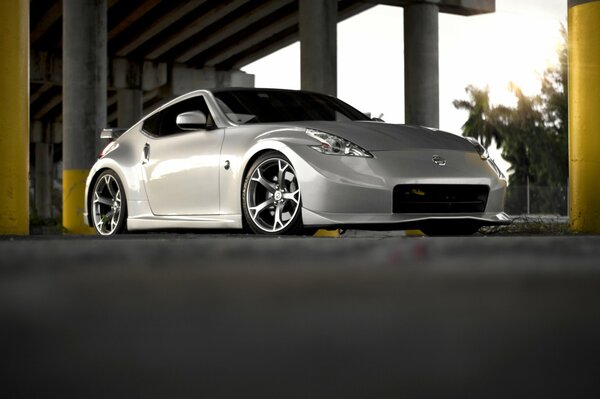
505, 183, 568, 216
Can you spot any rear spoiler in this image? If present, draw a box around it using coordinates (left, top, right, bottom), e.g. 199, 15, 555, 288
100, 128, 127, 141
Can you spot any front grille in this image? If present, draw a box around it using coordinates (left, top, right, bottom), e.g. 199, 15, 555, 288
393, 184, 489, 213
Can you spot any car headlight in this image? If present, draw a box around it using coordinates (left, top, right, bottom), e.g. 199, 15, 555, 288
465, 137, 489, 160
488, 157, 506, 180
465, 137, 506, 179
306, 128, 372, 157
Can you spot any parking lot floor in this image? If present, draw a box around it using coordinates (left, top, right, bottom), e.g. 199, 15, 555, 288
2, 232, 600, 398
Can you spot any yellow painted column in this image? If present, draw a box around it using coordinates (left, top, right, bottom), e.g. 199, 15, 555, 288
569, 0, 600, 233
63, 170, 94, 234
0, 0, 29, 235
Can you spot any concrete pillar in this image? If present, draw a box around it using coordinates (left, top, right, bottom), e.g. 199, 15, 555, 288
404, 3, 439, 128
568, 0, 600, 233
35, 142, 54, 219
117, 89, 143, 128
31, 121, 53, 220
0, 0, 29, 235
63, 0, 107, 234
299, 0, 337, 96
169, 65, 255, 96
113, 58, 143, 127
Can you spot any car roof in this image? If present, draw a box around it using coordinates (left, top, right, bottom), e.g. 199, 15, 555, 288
209, 87, 332, 97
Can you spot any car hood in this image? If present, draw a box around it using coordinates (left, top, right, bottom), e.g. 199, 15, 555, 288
293, 121, 474, 152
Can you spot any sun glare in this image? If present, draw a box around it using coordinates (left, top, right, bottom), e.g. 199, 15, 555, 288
468, 12, 563, 107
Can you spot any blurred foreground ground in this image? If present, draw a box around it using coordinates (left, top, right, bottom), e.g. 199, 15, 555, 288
2, 231, 599, 398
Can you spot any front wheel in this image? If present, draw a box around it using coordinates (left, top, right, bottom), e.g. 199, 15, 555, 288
242, 152, 304, 235
91, 170, 128, 236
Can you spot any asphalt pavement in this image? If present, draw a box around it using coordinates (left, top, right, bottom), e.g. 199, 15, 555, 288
2, 232, 600, 398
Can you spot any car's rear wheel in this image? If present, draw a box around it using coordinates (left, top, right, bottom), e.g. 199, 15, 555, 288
419, 221, 482, 236
242, 152, 303, 235
91, 170, 127, 236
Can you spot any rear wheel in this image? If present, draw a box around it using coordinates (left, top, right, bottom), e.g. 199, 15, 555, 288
242, 152, 303, 235
91, 170, 127, 236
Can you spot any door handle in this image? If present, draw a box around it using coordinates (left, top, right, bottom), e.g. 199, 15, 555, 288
142, 143, 150, 164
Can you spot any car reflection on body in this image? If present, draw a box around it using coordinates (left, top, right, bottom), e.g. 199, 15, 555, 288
84, 87, 510, 236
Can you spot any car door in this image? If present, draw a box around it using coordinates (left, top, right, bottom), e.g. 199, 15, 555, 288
140, 95, 224, 216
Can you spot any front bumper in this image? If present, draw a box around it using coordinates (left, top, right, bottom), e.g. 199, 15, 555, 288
283, 146, 510, 228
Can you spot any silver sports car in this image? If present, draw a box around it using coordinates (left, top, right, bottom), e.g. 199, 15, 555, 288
84, 88, 510, 236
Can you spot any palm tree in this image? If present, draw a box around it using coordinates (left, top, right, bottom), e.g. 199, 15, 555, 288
452, 85, 504, 149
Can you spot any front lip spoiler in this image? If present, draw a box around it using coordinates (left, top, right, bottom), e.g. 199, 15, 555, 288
302, 210, 512, 230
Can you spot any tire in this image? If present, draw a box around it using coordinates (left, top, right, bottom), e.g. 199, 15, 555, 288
419, 221, 482, 237
91, 170, 128, 236
242, 151, 304, 235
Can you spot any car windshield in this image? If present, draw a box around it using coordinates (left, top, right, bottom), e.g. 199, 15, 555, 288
213, 90, 371, 124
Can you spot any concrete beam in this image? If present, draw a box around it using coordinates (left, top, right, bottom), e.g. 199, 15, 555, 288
228, 2, 373, 69
205, 11, 298, 68
169, 65, 254, 96
31, 50, 62, 85
30, 120, 62, 143
363, 0, 494, 16
146, 0, 249, 60
30, 0, 62, 45
108, 0, 162, 41
176, 0, 295, 64
31, 51, 168, 93
115, 0, 208, 57
111, 58, 142, 90
33, 94, 62, 120
299, 0, 337, 96
31, 83, 54, 104
142, 61, 168, 91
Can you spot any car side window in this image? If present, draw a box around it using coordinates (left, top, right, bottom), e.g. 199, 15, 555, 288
142, 95, 215, 137
142, 111, 161, 136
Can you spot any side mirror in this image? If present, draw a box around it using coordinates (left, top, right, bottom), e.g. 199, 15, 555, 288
371, 113, 385, 122
176, 111, 207, 130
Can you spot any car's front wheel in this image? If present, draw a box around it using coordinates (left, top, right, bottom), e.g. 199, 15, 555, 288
91, 170, 127, 236
242, 152, 303, 235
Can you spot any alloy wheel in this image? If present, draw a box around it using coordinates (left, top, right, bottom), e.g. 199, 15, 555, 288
92, 173, 123, 235
246, 157, 301, 233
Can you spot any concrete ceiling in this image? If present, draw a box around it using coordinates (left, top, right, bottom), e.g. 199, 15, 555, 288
29, 0, 374, 124
29, 0, 494, 126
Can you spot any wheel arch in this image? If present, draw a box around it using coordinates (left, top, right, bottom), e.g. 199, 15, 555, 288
240, 149, 283, 194
240, 149, 305, 234
85, 167, 128, 227
238, 149, 284, 229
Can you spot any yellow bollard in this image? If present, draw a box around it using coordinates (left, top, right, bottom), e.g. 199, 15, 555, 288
63, 169, 95, 234
0, 0, 29, 235
569, 0, 600, 233
314, 229, 341, 237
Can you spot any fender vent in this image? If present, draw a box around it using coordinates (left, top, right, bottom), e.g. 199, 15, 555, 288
393, 185, 489, 213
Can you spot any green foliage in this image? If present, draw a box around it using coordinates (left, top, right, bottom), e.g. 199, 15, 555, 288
453, 24, 568, 214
